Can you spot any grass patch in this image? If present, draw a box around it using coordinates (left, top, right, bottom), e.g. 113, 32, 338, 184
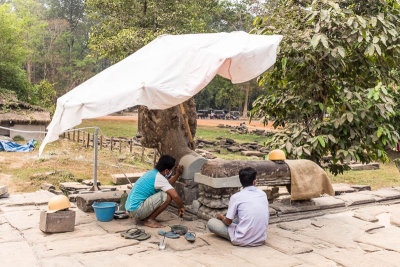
77, 119, 138, 137
328, 150, 400, 190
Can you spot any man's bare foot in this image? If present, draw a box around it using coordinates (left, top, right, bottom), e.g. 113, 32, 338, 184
144, 219, 165, 228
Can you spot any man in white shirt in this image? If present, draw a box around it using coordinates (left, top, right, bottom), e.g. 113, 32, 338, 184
125, 155, 184, 228
207, 167, 269, 246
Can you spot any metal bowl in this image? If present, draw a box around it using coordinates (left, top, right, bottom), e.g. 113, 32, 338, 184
170, 225, 188, 235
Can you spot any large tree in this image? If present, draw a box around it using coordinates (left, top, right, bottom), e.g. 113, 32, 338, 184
251, 0, 400, 174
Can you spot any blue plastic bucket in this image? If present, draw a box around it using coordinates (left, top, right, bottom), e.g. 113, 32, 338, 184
92, 202, 117, 222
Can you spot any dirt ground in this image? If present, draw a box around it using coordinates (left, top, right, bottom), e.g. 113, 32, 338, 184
94, 115, 277, 130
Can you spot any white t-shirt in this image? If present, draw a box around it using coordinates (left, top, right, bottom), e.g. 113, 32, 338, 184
154, 172, 173, 192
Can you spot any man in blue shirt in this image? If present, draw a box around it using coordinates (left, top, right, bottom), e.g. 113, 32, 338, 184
125, 155, 184, 228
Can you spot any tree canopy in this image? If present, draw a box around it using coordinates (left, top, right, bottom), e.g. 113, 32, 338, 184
251, 0, 400, 174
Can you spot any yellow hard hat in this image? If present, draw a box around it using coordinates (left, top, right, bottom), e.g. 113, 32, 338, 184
48, 195, 71, 212
269, 149, 286, 161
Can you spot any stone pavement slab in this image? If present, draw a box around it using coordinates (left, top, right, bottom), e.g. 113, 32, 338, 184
4, 210, 41, 231
335, 192, 376, 206
354, 227, 400, 252
96, 217, 136, 233
311, 196, 345, 209
34, 234, 140, 258
0, 190, 54, 206
332, 183, 356, 195
0, 222, 23, 243
0, 241, 39, 267
358, 188, 400, 201
22, 222, 107, 244
266, 232, 313, 255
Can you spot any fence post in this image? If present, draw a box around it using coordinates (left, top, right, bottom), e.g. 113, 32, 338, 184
86, 132, 90, 148
110, 137, 113, 151
73, 130, 75, 141
67, 131, 70, 140
63, 132, 65, 138
119, 139, 122, 153
100, 135, 103, 150
141, 146, 145, 162
130, 139, 133, 153
77, 130, 80, 143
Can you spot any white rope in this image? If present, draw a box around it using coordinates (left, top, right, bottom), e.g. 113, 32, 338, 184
0, 124, 135, 186
0, 125, 98, 134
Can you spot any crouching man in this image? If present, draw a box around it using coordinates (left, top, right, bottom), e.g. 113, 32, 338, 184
125, 155, 185, 228
207, 167, 269, 246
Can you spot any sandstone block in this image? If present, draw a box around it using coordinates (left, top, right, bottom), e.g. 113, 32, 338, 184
349, 162, 380, 170
332, 183, 356, 195
241, 151, 267, 157
335, 192, 375, 206
40, 210, 75, 233
311, 196, 345, 209
111, 172, 144, 185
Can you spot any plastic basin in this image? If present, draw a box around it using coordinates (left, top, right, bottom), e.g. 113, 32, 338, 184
92, 202, 117, 222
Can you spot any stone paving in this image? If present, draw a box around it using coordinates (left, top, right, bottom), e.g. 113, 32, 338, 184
1, 190, 400, 266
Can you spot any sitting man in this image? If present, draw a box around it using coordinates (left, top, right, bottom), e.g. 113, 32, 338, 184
207, 167, 269, 246
125, 155, 184, 228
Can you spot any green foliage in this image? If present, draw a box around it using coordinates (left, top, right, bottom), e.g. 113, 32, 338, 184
31, 80, 56, 113
86, 0, 219, 63
251, 0, 400, 175
0, 3, 30, 99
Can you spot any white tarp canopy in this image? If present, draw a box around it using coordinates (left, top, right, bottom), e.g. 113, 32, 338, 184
39, 31, 283, 155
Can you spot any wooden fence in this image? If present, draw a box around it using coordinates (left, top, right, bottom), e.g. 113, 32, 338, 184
62, 130, 142, 153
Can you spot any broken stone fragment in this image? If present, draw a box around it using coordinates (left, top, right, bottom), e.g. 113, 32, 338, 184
40, 183, 55, 191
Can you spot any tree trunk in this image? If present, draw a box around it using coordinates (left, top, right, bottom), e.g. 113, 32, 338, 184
242, 82, 250, 118
139, 98, 197, 162
27, 55, 31, 82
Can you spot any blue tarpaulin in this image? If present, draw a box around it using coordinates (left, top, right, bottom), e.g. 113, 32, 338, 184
0, 140, 35, 152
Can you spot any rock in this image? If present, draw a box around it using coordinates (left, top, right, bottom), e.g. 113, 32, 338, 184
0, 193, 9, 198
40, 183, 55, 191
59, 182, 90, 192
350, 185, 371, 191
227, 146, 241, 152
241, 151, 267, 157
335, 192, 376, 206
277, 219, 312, 231
270, 198, 320, 214
332, 183, 356, 195
0, 185, 8, 196
30, 171, 56, 180
190, 200, 201, 214
225, 138, 235, 144
349, 162, 380, 170
204, 153, 217, 159
111, 172, 145, 185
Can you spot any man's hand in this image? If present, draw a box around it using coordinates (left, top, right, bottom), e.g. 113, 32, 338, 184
216, 213, 232, 226
176, 165, 183, 175
178, 207, 185, 217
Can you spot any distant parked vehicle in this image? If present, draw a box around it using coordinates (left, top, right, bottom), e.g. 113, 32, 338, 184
229, 111, 240, 120
196, 110, 209, 119
211, 110, 225, 119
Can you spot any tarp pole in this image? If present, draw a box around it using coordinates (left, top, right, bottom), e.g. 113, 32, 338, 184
90, 127, 100, 191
